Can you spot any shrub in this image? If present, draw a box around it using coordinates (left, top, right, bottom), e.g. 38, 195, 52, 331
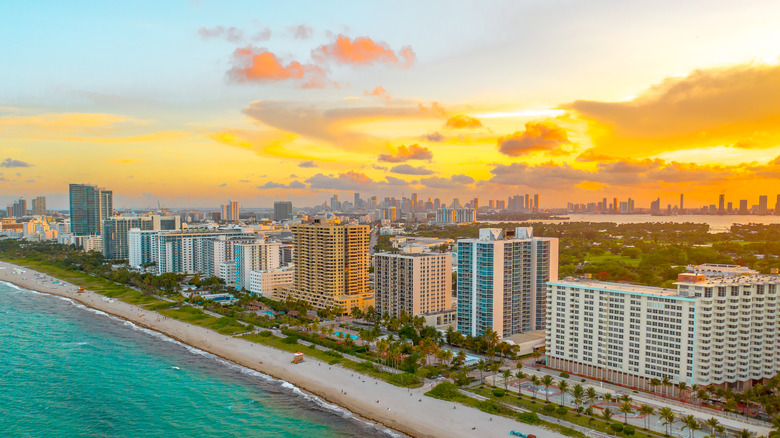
428, 382, 460, 400
581, 378, 586, 382
328, 359, 341, 365
610, 423, 623, 433
325, 350, 343, 358
543, 403, 556, 412
556, 406, 568, 416
623, 425, 635, 436
258, 330, 273, 337
476, 399, 512, 416
282, 336, 298, 344
493, 388, 505, 397
559, 372, 570, 378
517, 412, 541, 425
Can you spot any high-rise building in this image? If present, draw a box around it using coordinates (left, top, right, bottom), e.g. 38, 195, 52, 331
650, 198, 661, 214
533, 194, 540, 213
32, 196, 46, 216
759, 195, 768, 215
718, 194, 725, 214
354, 192, 362, 209
102, 217, 152, 260
233, 240, 281, 291
11, 198, 26, 217
278, 219, 373, 312
69, 184, 112, 236
739, 199, 748, 214
273, 201, 293, 222
547, 274, 780, 391
457, 227, 558, 338
679, 194, 684, 213
776, 194, 780, 215
374, 247, 453, 320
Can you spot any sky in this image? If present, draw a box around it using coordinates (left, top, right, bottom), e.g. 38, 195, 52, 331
2, 0, 780, 210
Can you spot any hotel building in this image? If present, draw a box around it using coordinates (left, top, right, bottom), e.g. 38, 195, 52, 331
457, 227, 559, 338
546, 273, 780, 391
278, 218, 373, 312
249, 266, 294, 299
373, 247, 453, 322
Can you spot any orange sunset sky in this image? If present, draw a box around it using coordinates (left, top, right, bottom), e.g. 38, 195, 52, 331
2, 0, 780, 209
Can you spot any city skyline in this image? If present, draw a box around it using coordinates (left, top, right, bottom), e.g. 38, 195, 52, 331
4, 1, 780, 209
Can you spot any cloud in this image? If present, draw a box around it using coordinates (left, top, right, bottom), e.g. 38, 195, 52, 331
421, 131, 445, 142
239, 179, 250, 182
25, 179, 35, 183
390, 164, 434, 175
564, 62, 780, 157
227, 47, 329, 88
364, 85, 389, 98
306, 171, 374, 191
251, 28, 272, 42
0, 158, 32, 168
288, 24, 313, 39
198, 25, 245, 42
378, 144, 433, 162
371, 164, 388, 171
575, 148, 616, 163
497, 120, 573, 157
242, 101, 440, 151
258, 180, 306, 189
419, 174, 475, 189
312, 35, 415, 67
219, 183, 227, 187
490, 162, 592, 189
298, 160, 318, 168
445, 115, 483, 129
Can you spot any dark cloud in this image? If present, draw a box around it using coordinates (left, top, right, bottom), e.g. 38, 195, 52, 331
239, 179, 250, 182
497, 121, 573, 157
390, 164, 434, 175
378, 144, 433, 162
421, 131, 445, 142
419, 174, 474, 189
371, 164, 388, 171
258, 180, 306, 189
219, 183, 227, 187
298, 160, 318, 168
0, 158, 32, 168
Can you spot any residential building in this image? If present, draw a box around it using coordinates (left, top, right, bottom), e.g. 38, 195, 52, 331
151, 214, 181, 230
128, 229, 158, 268
32, 196, 46, 216
273, 201, 293, 222
457, 227, 559, 338
546, 274, 780, 391
69, 184, 112, 236
233, 240, 281, 291
11, 198, 26, 217
278, 218, 373, 312
102, 217, 152, 260
374, 247, 453, 320
248, 266, 295, 298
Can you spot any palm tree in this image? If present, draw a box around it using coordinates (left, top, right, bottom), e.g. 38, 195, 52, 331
620, 394, 632, 404
541, 375, 554, 403
678, 382, 688, 401
516, 370, 526, 381
639, 404, 654, 430
659, 407, 675, 436
477, 360, 486, 383
691, 384, 699, 403
602, 407, 614, 423
586, 387, 598, 409
697, 388, 709, 406
650, 378, 661, 394
662, 376, 672, 397
572, 384, 584, 415
531, 349, 542, 365
705, 417, 719, 436
619, 401, 633, 424
714, 424, 725, 438
530, 375, 540, 399
680, 414, 700, 438
502, 369, 512, 391
737, 429, 752, 438
558, 380, 569, 406
604, 393, 613, 404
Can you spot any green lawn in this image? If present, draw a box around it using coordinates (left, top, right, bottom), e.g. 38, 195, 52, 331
585, 254, 641, 267
159, 305, 246, 335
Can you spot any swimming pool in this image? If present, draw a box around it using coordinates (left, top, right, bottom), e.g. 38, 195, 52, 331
334, 331, 359, 340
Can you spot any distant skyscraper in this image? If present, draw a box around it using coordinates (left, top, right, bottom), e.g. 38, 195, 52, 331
533, 194, 539, 213
274, 201, 293, 221
69, 184, 113, 236
11, 198, 26, 217
680, 194, 684, 213
354, 192, 362, 209
525, 194, 530, 211
739, 199, 748, 214
650, 197, 661, 214
759, 195, 768, 215
776, 195, 780, 215
32, 196, 46, 216
718, 194, 725, 215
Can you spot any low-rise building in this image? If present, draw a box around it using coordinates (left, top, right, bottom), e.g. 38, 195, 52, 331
248, 266, 294, 299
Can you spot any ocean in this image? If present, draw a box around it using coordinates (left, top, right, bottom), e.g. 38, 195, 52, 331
0, 281, 395, 438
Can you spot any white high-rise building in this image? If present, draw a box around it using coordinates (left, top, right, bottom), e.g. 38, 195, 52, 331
128, 229, 251, 274
234, 240, 281, 291
457, 227, 558, 338
547, 273, 780, 391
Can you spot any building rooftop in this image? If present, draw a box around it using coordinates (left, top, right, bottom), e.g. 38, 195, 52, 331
683, 274, 780, 286
551, 277, 679, 296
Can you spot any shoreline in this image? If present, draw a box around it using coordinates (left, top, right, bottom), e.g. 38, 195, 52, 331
0, 261, 562, 438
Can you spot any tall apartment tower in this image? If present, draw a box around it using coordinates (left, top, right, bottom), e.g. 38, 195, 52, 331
457, 227, 559, 338
533, 194, 540, 213
11, 198, 26, 217
680, 194, 684, 213
718, 194, 725, 214
374, 248, 452, 319
32, 196, 46, 216
759, 195, 768, 215
69, 184, 112, 236
102, 217, 152, 260
273, 201, 293, 222
279, 219, 373, 313
233, 240, 281, 291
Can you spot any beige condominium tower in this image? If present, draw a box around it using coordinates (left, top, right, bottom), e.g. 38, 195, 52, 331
278, 218, 373, 313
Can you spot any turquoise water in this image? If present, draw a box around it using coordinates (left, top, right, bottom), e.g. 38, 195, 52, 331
0, 282, 395, 437
333, 332, 359, 340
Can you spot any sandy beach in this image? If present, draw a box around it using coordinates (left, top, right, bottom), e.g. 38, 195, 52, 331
0, 260, 562, 438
